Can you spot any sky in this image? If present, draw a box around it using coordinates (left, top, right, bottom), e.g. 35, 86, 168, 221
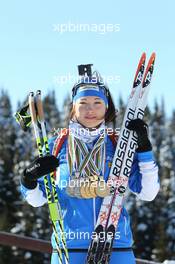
0, 0, 174, 116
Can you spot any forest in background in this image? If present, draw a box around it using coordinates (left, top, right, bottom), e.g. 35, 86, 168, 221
0, 89, 174, 263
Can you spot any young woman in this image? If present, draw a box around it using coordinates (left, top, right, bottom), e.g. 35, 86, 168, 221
21, 66, 160, 264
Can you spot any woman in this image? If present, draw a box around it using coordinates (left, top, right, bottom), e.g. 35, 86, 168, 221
21, 65, 160, 264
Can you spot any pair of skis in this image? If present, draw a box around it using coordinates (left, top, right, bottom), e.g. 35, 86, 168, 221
28, 91, 69, 264
85, 52, 156, 264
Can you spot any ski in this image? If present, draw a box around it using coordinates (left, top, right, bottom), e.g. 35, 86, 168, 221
85, 52, 146, 264
28, 91, 69, 264
85, 52, 156, 264
98, 52, 156, 264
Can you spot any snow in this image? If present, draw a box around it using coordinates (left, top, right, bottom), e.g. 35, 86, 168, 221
163, 261, 175, 264
137, 223, 148, 231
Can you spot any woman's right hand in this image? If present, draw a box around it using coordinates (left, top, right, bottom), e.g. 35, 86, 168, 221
21, 155, 59, 189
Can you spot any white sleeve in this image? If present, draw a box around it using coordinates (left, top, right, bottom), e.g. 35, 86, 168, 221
136, 161, 160, 201
24, 183, 47, 207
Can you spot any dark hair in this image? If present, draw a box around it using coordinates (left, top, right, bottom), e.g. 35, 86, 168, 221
67, 89, 117, 124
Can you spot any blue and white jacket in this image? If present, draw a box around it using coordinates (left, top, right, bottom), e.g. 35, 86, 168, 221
21, 134, 160, 250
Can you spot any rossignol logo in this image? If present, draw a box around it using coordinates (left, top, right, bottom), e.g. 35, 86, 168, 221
112, 108, 134, 177
123, 108, 144, 178
112, 108, 144, 178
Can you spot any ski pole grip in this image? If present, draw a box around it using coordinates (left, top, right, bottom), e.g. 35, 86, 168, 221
36, 92, 45, 122
29, 92, 37, 123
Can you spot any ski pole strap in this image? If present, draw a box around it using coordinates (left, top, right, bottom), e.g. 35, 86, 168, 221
52, 247, 133, 253
52, 128, 69, 157
14, 104, 32, 131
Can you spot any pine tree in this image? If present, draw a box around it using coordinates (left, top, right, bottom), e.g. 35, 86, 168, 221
151, 101, 175, 261
43, 90, 61, 136
0, 89, 20, 263
160, 110, 175, 260
130, 100, 167, 262
115, 95, 125, 128
61, 93, 71, 128
12, 98, 52, 263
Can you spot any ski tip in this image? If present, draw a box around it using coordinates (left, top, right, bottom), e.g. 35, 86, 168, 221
138, 52, 146, 68
133, 52, 146, 87
142, 52, 156, 88
145, 52, 156, 71
151, 51, 156, 57
138, 52, 146, 65
150, 52, 156, 62
141, 52, 146, 60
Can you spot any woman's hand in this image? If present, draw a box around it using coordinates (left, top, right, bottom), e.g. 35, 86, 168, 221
127, 118, 152, 152
22, 155, 59, 189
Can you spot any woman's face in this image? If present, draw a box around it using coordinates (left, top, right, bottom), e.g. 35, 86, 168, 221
74, 96, 106, 128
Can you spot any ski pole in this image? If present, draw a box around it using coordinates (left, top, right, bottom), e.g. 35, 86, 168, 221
29, 90, 69, 264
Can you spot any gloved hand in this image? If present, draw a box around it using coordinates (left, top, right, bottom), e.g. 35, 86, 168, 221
127, 118, 152, 152
22, 155, 59, 189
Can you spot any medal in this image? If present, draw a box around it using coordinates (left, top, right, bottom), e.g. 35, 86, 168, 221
88, 182, 97, 198
66, 179, 76, 196
80, 183, 89, 198
66, 179, 81, 198
73, 179, 83, 198
80, 180, 92, 198
87, 175, 99, 198
84, 182, 93, 198
95, 179, 110, 197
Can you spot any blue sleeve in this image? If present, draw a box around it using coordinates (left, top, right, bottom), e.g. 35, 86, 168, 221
136, 150, 156, 162
129, 153, 142, 193
129, 150, 156, 194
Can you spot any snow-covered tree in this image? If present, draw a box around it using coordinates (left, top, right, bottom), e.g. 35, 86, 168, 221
43, 90, 62, 136
0, 90, 20, 263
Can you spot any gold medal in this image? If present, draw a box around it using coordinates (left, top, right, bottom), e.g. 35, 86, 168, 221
88, 183, 97, 198
84, 182, 93, 198
79, 179, 91, 198
80, 184, 88, 198
79, 179, 88, 198
87, 176, 99, 198
74, 179, 83, 198
80, 186, 86, 198
74, 186, 82, 198
95, 179, 110, 197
